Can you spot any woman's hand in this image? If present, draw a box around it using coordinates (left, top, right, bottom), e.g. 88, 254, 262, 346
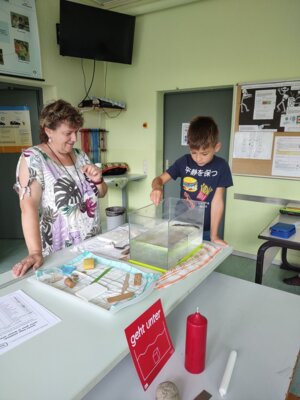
81, 164, 102, 183
12, 252, 44, 278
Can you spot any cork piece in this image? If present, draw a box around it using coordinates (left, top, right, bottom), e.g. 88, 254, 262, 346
107, 291, 134, 303
83, 258, 95, 270
193, 390, 212, 400
134, 273, 142, 286
64, 277, 76, 288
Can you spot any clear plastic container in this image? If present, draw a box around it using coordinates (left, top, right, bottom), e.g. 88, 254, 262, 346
128, 198, 206, 270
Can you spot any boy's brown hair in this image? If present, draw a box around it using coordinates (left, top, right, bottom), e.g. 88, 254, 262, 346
187, 116, 219, 149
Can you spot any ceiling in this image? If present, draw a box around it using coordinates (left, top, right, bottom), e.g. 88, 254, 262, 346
91, 0, 200, 15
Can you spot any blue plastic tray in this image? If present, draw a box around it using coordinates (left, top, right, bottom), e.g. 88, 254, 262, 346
270, 222, 296, 238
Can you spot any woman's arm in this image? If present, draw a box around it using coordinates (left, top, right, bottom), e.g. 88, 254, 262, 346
12, 156, 43, 277
95, 179, 107, 198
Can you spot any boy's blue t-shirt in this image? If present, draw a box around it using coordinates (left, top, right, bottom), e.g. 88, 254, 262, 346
166, 154, 233, 231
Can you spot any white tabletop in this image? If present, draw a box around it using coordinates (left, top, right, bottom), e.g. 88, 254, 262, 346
0, 244, 232, 400
84, 272, 300, 400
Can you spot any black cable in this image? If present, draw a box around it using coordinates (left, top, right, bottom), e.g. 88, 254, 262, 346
104, 61, 107, 97
78, 59, 96, 106
100, 107, 123, 118
81, 58, 88, 96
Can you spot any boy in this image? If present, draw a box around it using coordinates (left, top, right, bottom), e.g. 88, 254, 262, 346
150, 116, 233, 245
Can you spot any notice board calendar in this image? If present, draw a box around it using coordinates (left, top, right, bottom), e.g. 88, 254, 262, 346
0, 0, 42, 80
232, 80, 300, 179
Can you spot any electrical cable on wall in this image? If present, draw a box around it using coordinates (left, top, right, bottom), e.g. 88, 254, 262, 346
78, 59, 96, 106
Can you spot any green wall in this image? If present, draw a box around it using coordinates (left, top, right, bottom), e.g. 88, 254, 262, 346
104, 0, 300, 258
1, 0, 299, 258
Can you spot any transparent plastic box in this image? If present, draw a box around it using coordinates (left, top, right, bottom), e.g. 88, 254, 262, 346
128, 197, 206, 271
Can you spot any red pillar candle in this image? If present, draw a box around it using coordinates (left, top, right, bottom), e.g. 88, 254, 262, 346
184, 308, 207, 374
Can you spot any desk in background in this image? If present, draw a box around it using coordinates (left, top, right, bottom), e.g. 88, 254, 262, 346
255, 213, 300, 284
104, 173, 146, 208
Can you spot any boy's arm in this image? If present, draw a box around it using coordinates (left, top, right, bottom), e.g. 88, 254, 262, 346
210, 187, 227, 245
150, 172, 171, 206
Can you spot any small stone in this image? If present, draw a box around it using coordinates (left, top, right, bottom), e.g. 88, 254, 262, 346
156, 381, 180, 400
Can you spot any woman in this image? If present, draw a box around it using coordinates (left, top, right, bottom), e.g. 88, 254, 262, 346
12, 99, 107, 277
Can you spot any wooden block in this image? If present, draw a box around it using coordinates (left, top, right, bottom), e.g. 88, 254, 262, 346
64, 277, 76, 288
83, 258, 95, 270
134, 273, 142, 286
107, 292, 134, 303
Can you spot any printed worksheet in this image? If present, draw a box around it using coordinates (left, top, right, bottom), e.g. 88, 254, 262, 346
272, 136, 300, 177
233, 131, 274, 159
0, 290, 60, 355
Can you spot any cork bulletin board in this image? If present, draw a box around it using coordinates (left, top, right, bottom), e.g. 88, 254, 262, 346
232, 80, 300, 179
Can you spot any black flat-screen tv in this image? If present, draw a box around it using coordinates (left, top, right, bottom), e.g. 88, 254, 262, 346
59, 0, 136, 65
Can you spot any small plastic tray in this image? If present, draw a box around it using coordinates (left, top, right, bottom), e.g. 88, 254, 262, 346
270, 222, 296, 238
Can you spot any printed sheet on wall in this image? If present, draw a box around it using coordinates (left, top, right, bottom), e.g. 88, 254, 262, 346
232, 80, 300, 179
0, 0, 42, 80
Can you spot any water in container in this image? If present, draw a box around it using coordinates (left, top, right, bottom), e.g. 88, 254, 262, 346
128, 198, 205, 270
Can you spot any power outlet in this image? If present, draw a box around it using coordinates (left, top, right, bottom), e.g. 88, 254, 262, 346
143, 160, 148, 175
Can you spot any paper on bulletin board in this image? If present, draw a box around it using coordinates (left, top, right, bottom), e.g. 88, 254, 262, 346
280, 107, 300, 131
233, 131, 274, 159
272, 136, 300, 177
0, 106, 32, 153
253, 89, 277, 120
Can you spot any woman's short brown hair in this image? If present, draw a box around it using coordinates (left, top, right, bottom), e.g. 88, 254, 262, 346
39, 99, 84, 143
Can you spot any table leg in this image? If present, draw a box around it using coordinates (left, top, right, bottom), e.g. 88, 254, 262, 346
121, 187, 127, 209
280, 247, 300, 272
255, 241, 277, 284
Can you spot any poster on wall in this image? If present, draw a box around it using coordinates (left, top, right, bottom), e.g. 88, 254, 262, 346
0, 0, 42, 80
0, 105, 32, 153
238, 81, 300, 132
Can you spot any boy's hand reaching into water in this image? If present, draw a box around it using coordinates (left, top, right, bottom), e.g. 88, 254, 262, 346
150, 187, 163, 206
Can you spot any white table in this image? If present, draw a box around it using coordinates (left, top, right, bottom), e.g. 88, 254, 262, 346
84, 272, 300, 400
0, 244, 232, 400
104, 173, 146, 208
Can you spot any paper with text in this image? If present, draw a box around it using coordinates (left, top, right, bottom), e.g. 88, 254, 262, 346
0, 290, 60, 355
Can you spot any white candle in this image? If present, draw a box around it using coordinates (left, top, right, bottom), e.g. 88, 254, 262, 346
219, 350, 237, 397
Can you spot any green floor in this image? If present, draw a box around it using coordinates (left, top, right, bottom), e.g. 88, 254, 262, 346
1, 239, 300, 295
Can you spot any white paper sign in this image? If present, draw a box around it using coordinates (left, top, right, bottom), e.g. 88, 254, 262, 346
0, 290, 60, 355
272, 136, 300, 177
181, 123, 189, 146
233, 131, 274, 159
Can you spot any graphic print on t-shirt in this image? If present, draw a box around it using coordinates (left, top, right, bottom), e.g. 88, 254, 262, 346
196, 183, 213, 201
182, 174, 213, 202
